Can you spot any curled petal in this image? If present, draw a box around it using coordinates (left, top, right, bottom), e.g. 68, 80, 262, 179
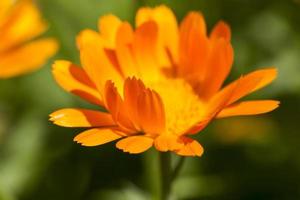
137, 87, 165, 135
104, 80, 135, 133
123, 77, 145, 129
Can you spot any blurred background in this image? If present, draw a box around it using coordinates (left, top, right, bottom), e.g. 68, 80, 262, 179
0, 0, 300, 199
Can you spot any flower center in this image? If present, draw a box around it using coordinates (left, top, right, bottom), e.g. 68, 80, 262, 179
148, 78, 206, 136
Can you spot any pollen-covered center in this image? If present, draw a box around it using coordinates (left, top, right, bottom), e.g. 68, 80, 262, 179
148, 78, 206, 136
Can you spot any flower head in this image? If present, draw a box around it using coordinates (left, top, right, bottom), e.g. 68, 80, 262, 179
0, 0, 58, 78
50, 5, 279, 156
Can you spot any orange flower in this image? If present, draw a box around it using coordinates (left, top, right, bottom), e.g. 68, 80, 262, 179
50, 5, 279, 156
0, 0, 58, 78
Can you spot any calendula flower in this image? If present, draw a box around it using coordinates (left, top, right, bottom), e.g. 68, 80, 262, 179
0, 0, 58, 78
50, 5, 279, 156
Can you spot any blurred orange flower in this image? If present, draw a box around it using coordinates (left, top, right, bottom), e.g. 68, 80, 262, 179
0, 0, 58, 78
50, 5, 279, 156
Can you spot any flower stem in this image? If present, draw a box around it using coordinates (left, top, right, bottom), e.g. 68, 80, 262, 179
159, 152, 171, 200
159, 153, 186, 200
171, 157, 185, 182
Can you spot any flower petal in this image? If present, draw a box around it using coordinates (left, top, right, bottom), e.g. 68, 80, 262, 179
190, 70, 277, 134
136, 5, 178, 64
52, 60, 103, 105
199, 38, 233, 99
98, 14, 121, 48
178, 12, 209, 80
210, 21, 231, 42
221, 68, 278, 105
123, 77, 145, 129
0, 0, 12, 19
154, 134, 183, 152
0, 38, 58, 78
104, 80, 135, 133
185, 119, 211, 135
49, 108, 116, 128
216, 100, 280, 118
175, 137, 204, 157
0, 0, 47, 52
116, 136, 153, 154
137, 87, 165, 135
74, 128, 122, 147
132, 21, 162, 81
78, 29, 123, 93
115, 22, 140, 77
105, 77, 166, 135
186, 77, 241, 135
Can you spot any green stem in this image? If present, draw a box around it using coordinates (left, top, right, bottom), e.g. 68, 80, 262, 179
171, 157, 186, 182
159, 153, 187, 200
159, 152, 171, 200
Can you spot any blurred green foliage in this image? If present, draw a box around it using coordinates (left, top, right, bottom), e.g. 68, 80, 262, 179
1, 0, 300, 199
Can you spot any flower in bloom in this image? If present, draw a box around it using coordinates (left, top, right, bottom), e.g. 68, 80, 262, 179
0, 0, 58, 78
50, 5, 279, 156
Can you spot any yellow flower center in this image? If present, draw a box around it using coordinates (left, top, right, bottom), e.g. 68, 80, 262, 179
148, 78, 206, 136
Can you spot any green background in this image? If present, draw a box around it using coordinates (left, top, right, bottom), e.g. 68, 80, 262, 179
0, 0, 299, 199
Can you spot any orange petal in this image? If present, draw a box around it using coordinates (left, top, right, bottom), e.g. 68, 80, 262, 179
191, 69, 277, 134
0, 0, 47, 52
98, 14, 121, 48
104, 80, 135, 133
74, 128, 122, 146
78, 29, 123, 93
132, 21, 161, 81
116, 136, 153, 154
154, 134, 183, 152
221, 68, 278, 105
207, 77, 241, 116
210, 21, 231, 42
185, 118, 211, 135
175, 137, 204, 157
0, 38, 58, 78
0, 0, 12, 19
137, 87, 165, 135
136, 5, 179, 65
187, 78, 241, 135
104, 80, 122, 120
115, 22, 139, 77
199, 39, 233, 99
178, 12, 209, 79
123, 77, 146, 129
216, 100, 280, 118
52, 60, 103, 105
49, 108, 116, 128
